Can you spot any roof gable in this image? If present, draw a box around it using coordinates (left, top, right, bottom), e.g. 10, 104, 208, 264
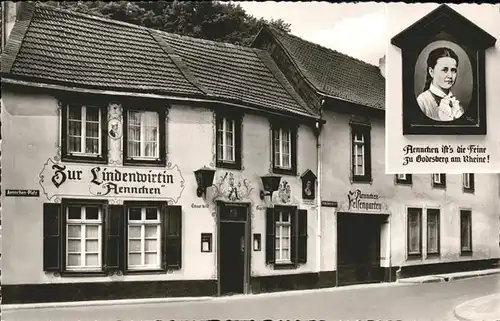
262, 26, 385, 110
1, 3, 317, 119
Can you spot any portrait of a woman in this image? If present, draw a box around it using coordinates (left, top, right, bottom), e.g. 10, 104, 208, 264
416, 47, 464, 122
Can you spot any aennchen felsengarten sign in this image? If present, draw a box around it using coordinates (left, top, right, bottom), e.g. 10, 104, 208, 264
340, 189, 387, 213
39, 158, 185, 203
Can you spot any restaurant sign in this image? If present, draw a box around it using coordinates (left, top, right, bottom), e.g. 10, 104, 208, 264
39, 158, 185, 203
343, 189, 386, 213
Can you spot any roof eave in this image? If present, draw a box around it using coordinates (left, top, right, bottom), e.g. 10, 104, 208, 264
1, 77, 320, 122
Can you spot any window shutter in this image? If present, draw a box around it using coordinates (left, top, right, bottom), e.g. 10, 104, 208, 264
441, 174, 446, 187
291, 209, 298, 263
100, 107, 108, 157
297, 209, 308, 263
265, 207, 275, 264
163, 205, 182, 270
364, 127, 372, 181
291, 126, 297, 173
43, 203, 62, 272
104, 204, 124, 273
470, 174, 475, 190
235, 116, 242, 169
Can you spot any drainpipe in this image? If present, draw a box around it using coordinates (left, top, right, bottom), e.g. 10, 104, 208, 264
388, 214, 392, 282
316, 98, 325, 274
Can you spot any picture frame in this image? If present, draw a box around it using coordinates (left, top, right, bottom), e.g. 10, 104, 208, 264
391, 4, 496, 135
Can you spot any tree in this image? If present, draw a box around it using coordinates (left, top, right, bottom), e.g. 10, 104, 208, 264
42, 1, 291, 46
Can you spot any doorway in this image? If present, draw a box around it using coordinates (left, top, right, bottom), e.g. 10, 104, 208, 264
337, 213, 385, 286
217, 203, 250, 296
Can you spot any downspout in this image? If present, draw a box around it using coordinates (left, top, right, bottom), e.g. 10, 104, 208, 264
316, 98, 325, 274
388, 214, 392, 282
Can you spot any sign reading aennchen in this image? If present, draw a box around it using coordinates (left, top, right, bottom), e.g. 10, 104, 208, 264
39, 158, 185, 203
345, 189, 385, 213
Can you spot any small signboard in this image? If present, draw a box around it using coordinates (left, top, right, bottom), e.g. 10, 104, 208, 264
5, 189, 40, 197
321, 200, 338, 207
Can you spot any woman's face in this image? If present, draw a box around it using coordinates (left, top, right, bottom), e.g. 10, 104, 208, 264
429, 56, 458, 92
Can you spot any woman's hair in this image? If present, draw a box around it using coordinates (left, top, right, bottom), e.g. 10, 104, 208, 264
422, 47, 459, 92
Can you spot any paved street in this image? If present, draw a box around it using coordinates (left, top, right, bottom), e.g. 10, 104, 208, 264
3, 274, 500, 321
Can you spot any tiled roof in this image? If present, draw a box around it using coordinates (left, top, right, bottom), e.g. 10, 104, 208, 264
265, 26, 385, 110
1, 4, 316, 118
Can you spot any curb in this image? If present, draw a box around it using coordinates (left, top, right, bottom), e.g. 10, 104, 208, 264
397, 269, 500, 284
1, 281, 408, 311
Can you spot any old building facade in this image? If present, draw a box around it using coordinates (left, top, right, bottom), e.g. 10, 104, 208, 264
1, 3, 499, 305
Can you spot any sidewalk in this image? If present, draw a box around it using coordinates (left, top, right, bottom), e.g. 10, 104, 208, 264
454, 293, 500, 321
396, 267, 500, 284
2, 268, 499, 311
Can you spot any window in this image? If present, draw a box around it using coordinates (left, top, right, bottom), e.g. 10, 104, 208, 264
407, 207, 422, 257
43, 201, 182, 275
351, 123, 371, 182
460, 210, 472, 254
61, 103, 107, 163
275, 210, 292, 263
431, 173, 446, 188
127, 207, 161, 270
123, 108, 166, 166
216, 113, 242, 170
396, 174, 412, 185
66, 205, 103, 271
426, 209, 440, 256
271, 123, 297, 175
266, 207, 307, 268
463, 173, 475, 193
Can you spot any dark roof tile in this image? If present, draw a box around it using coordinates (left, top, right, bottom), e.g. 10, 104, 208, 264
1, 4, 316, 118
266, 26, 385, 110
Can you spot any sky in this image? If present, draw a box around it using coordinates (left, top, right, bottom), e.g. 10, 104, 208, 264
235, 2, 386, 66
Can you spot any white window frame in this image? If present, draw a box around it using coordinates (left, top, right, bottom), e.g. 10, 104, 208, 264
127, 207, 162, 270
127, 110, 160, 159
217, 116, 236, 163
463, 173, 471, 189
426, 209, 440, 255
460, 210, 472, 252
65, 205, 103, 272
67, 105, 102, 156
274, 127, 292, 169
353, 132, 365, 176
407, 208, 421, 256
432, 174, 441, 184
275, 210, 292, 264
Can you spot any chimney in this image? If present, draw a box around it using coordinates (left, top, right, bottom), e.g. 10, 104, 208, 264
378, 55, 386, 78
2, 1, 21, 50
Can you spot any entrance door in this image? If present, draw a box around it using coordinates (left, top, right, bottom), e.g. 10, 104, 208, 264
219, 208, 247, 296
337, 213, 384, 285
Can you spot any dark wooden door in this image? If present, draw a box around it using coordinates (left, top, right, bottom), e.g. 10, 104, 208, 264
337, 214, 383, 285
219, 221, 245, 295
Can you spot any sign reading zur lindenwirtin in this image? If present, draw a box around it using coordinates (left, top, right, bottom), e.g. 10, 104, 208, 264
39, 158, 185, 202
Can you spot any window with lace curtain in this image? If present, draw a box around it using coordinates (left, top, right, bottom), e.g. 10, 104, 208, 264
426, 208, 440, 256
61, 103, 107, 163
407, 207, 422, 258
271, 123, 297, 175
123, 108, 166, 166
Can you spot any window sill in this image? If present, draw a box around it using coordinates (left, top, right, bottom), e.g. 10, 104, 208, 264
406, 254, 423, 261
216, 161, 242, 171
460, 251, 473, 257
59, 270, 107, 277
272, 167, 297, 176
123, 269, 167, 275
352, 176, 372, 184
426, 253, 440, 259
272, 262, 297, 270
395, 180, 412, 186
62, 155, 107, 164
123, 158, 166, 167
432, 184, 446, 189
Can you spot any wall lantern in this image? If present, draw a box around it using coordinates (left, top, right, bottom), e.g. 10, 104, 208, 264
259, 173, 282, 200
194, 166, 216, 199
